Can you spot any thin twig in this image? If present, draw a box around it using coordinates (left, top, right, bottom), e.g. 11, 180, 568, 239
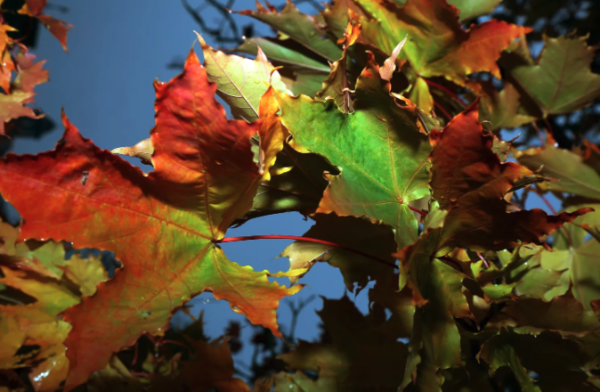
182, 0, 242, 45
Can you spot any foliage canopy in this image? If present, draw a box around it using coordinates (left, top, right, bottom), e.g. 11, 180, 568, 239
1, 0, 600, 391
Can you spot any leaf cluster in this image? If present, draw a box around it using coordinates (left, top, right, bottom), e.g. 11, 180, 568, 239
2, 0, 600, 391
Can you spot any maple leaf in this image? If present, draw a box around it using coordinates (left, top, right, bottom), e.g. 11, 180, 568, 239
447, 0, 502, 21
315, 16, 361, 113
235, 36, 331, 98
11, 50, 49, 100
397, 228, 472, 390
236, 36, 331, 74
0, 228, 108, 391
0, 50, 15, 93
518, 142, 600, 200
499, 295, 600, 337
548, 205, 600, 310
196, 32, 289, 122
280, 213, 397, 292
239, 144, 334, 222
171, 338, 250, 392
24, 0, 47, 16
18, 1, 72, 52
0, 24, 16, 58
0, 91, 42, 136
498, 246, 569, 302
276, 52, 431, 248
240, 1, 342, 63
479, 330, 542, 392
355, 0, 529, 110
503, 33, 600, 116
0, 50, 299, 390
479, 80, 537, 130
274, 296, 408, 390
429, 101, 590, 252
323, 0, 365, 40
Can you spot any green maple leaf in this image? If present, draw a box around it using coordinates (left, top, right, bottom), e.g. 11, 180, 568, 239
196, 33, 290, 122
240, 0, 342, 63
355, 0, 528, 111
479, 80, 537, 130
275, 53, 431, 248
505, 33, 600, 116
237, 37, 331, 74
518, 143, 600, 200
447, 0, 502, 21
551, 205, 600, 311
398, 228, 472, 390
480, 331, 542, 392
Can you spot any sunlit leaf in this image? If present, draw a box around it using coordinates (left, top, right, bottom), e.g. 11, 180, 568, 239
196, 32, 289, 122
448, 0, 502, 21
356, 0, 529, 89
0, 50, 299, 389
276, 52, 431, 248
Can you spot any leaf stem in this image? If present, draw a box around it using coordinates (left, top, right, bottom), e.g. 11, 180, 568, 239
408, 205, 427, 216
477, 252, 490, 268
434, 101, 453, 122
422, 78, 467, 107
543, 118, 554, 138
216, 235, 399, 270
531, 121, 546, 146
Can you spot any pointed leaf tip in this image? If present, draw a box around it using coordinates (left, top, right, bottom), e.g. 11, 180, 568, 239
380, 35, 408, 82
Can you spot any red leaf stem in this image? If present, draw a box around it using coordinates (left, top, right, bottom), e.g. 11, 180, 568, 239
408, 205, 427, 216
544, 118, 554, 137
434, 101, 453, 121
422, 77, 468, 107
217, 235, 399, 269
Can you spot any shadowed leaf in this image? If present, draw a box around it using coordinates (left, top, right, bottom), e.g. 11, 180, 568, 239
240, 1, 342, 62
429, 102, 590, 251
280, 214, 397, 292
504, 33, 600, 116
275, 296, 408, 390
